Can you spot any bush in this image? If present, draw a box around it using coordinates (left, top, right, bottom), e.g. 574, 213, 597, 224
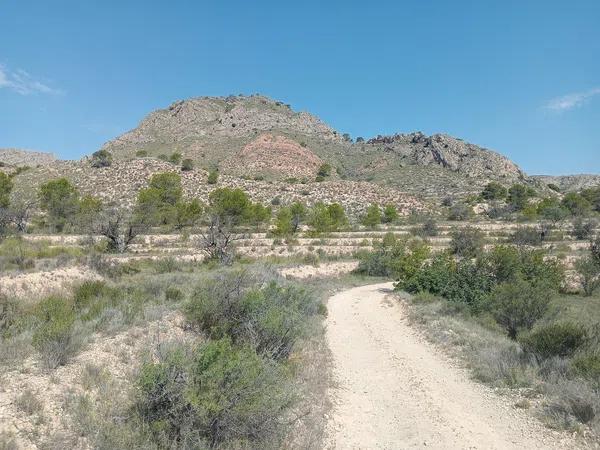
135, 172, 183, 225
448, 203, 472, 221
90, 150, 113, 168
0, 171, 13, 208
510, 227, 542, 246
361, 204, 381, 228
181, 158, 194, 171
136, 339, 294, 447
418, 218, 438, 237
169, 152, 182, 165
356, 233, 429, 280
135, 150, 148, 157
481, 182, 507, 201
572, 353, 600, 384
39, 178, 80, 232
520, 322, 588, 359
165, 287, 184, 301
450, 227, 485, 258
382, 204, 398, 224
207, 169, 219, 184
572, 218, 596, 240
317, 163, 332, 178
307, 202, 348, 234
508, 184, 535, 210
0, 296, 19, 335
32, 296, 79, 369
561, 192, 591, 217
575, 256, 600, 296
486, 279, 552, 339
185, 271, 319, 359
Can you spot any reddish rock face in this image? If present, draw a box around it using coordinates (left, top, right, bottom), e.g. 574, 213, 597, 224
222, 133, 324, 179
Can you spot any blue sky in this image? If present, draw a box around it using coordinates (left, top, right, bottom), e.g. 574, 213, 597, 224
1, 0, 599, 175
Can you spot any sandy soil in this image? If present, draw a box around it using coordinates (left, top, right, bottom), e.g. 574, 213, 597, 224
324, 283, 581, 449
279, 261, 359, 279
0, 266, 102, 300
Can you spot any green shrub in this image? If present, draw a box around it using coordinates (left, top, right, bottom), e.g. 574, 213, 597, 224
481, 182, 507, 200
137, 339, 294, 447
135, 150, 148, 157
0, 171, 13, 208
90, 150, 113, 168
520, 322, 588, 359
317, 163, 332, 178
572, 218, 596, 240
575, 256, 600, 296
39, 178, 80, 232
73, 280, 110, 310
448, 203, 472, 221
382, 204, 398, 224
450, 227, 485, 258
572, 353, 600, 384
510, 227, 542, 246
0, 296, 20, 335
207, 169, 219, 185
185, 273, 318, 359
165, 287, 184, 301
181, 158, 194, 171
361, 204, 381, 228
32, 296, 79, 368
486, 279, 552, 339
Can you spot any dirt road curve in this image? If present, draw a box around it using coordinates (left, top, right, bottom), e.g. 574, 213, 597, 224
324, 282, 579, 450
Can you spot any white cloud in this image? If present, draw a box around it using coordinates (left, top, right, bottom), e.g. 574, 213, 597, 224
0, 64, 63, 95
545, 87, 600, 112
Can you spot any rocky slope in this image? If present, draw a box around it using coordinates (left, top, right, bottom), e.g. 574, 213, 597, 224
532, 174, 600, 192
0, 148, 56, 167
99, 95, 530, 197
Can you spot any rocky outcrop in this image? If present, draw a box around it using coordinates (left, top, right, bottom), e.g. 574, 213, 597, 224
221, 134, 324, 180
532, 174, 600, 192
366, 132, 525, 182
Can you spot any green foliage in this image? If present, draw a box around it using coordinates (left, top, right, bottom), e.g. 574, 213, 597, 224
39, 178, 80, 231
520, 322, 588, 359
0, 171, 13, 208
572, 218, 596, 240
361, 203, 381, 228
450, 227, 485, 258
135, 172, 183, 225
76, 195, 103, 231
572, 353, 600, 384
537, 197, 569, 224
317, 163, 332, 178
508, 184, 536, 210
417, 218, 439, 237
382, 204, 399, 224
575, 256, 600, 296
207, 169, 219, 185
185, 273, 318, 359
356, 233, 429, 280
562, 192, 592, 217
481, 182, 507, 201
273, 207, 293, 236
547, 183, 561, 192
208, 187, 252, 225
486, 279, 552, 339
307, 202, 348, 234
90, 149, 113, 168
245, 202, 272, 228
174, 199, 203, 229
510, 227, 542, 246
135, 150, 148, 157
169, 152, 182, 164
581, 186, 600, 212
448, 203, 472, 221
136, 339, 294, 447
32, 296, 78, 368
181, 158, 194, 171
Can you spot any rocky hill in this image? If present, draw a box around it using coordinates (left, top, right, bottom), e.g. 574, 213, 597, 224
0, 148, 56, 167
99, 95, 530, 197
532, 174, 600, 192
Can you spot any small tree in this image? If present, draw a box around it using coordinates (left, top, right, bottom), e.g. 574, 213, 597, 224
450, 227, 485, 258
174, 199, 203, 229
90, 150, 113, 168
317, 163, 332, 178
39, 178, 80, 232
508, 184, 535, 211
289, 202, 307, 233
361, 204, 381, 228
481, 182, 507, 201
198, 215, 241, 264
135, 172, 183, 225
209, 187, 251, 225
383, 204, 398, 224
575, 256, 600, 296
273, 207, 293, 236
562, 192, 591, 217
94, 208, 148, 253
487, 279, 552, 339
0, 171, 13, 208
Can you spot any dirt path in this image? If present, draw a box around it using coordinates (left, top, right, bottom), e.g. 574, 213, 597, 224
324, 282, 579, 450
